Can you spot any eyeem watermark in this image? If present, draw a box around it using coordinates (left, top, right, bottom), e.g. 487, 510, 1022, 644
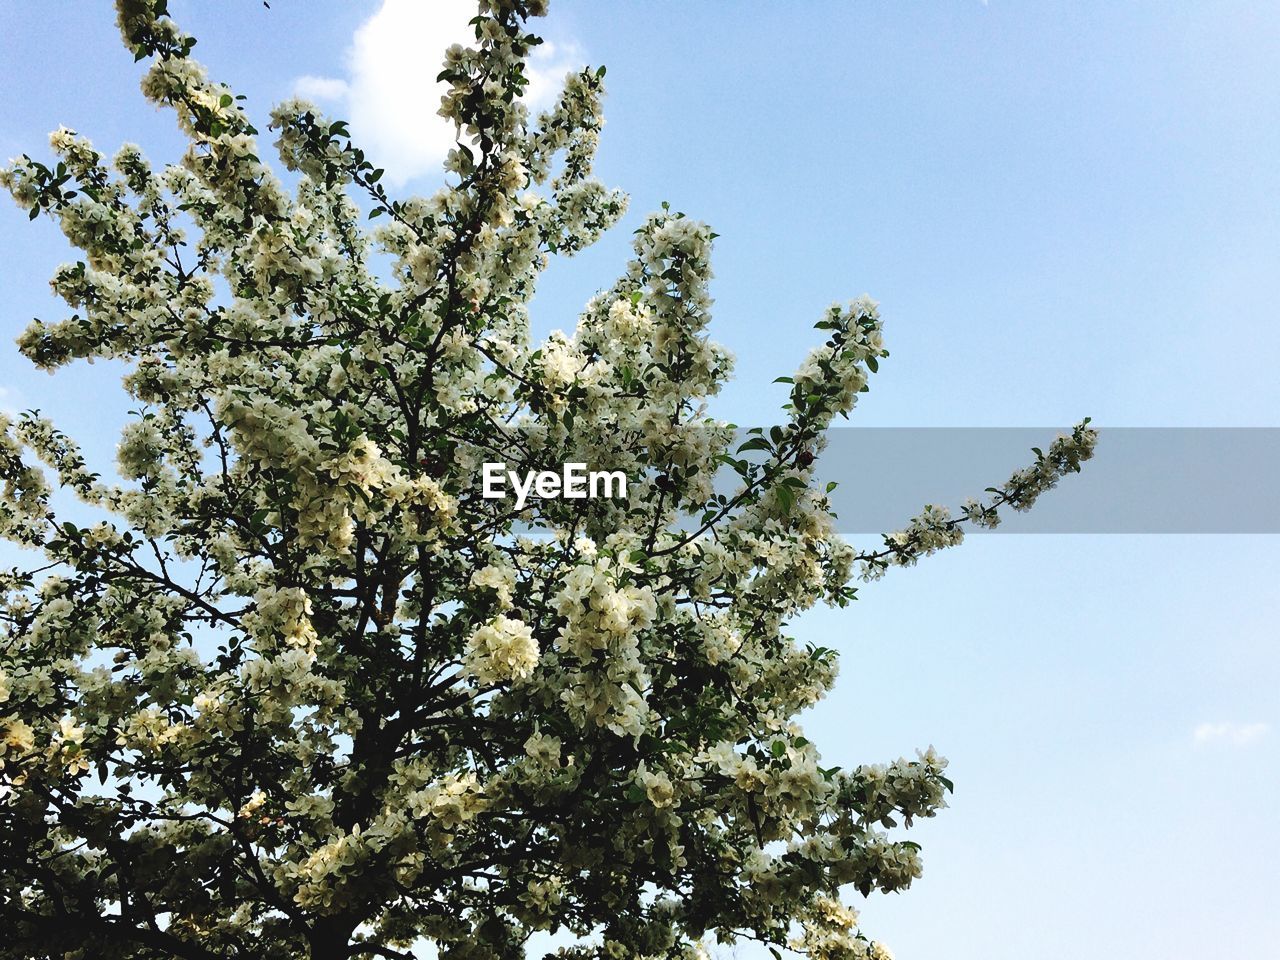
482, 462, 628, 510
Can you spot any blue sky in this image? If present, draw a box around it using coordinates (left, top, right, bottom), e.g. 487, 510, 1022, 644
2, 2, 1278, 957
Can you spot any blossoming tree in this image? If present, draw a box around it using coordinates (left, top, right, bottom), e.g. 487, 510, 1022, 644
0, 2, 1096, 958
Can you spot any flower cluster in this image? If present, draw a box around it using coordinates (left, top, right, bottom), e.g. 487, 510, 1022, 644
463, 615, 540, 684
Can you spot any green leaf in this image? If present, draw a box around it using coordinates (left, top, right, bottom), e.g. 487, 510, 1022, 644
776, 483, 794, 512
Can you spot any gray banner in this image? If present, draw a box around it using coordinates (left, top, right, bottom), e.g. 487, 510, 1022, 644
813, 428, 1278, 534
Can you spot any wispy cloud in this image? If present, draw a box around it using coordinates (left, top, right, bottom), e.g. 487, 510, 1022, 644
290, 0, 583, 187
0, 385, 21, 417
293, 75, 350, 102
1192, 721, 1270, 746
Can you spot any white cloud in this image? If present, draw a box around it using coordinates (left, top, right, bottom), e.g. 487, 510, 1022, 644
1192, 721, 1270, 746
294, 75, 350, 101
0, 386, 20, 417
291, 0, 584, 187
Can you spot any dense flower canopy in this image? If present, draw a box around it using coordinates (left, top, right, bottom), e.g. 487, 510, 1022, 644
0, 2, 1096, 959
